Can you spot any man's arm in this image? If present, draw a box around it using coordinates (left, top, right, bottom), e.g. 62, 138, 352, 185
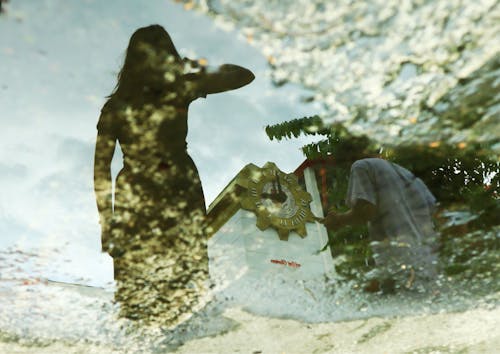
321, 199, 376, 231
322, 159, 378, 231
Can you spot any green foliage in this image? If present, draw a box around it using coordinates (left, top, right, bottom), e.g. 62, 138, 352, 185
301, 133, 373, 160
267, 115, 499, 286
265, 115, 328, 141
440, 227, 499, 287
267, 116, 375, 160
389, 143, 499, 206
327, 165, 350, 209
330, 225, 373, 281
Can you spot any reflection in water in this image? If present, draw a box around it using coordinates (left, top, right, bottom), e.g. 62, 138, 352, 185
93, 25, 254, 325
321, 158, 439, 294
1, 0, 498, 351
266, 119, 499, 297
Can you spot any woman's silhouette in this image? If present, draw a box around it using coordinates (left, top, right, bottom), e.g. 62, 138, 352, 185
94, 25, 254, 325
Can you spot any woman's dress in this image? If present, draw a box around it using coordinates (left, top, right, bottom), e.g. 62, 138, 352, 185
97, 76, 209, 325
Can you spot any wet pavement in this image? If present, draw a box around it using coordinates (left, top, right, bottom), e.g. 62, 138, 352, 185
1, 0, 499, 352
0, 246, 498, 353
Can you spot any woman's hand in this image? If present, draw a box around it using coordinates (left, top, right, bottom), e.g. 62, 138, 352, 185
182, 57, 207, 74
100, 224, 110, 253
99, 213, 113, 253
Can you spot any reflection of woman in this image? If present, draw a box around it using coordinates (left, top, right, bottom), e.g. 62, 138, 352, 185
94, 25, 254, 324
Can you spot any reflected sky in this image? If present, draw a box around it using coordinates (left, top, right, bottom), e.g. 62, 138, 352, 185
0, 0, 321, 285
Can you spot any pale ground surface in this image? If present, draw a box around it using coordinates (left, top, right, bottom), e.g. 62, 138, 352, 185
1, 301, 499, 354
0, 277, 498, 354
174, 306, 500, 354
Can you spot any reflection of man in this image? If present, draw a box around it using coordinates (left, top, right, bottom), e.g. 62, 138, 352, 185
321, 158, 438, 293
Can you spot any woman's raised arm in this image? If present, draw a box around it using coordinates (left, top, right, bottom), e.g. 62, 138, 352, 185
186, 63, 255, 95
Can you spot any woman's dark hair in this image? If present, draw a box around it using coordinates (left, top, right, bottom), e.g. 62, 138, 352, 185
109, 25, 182, 98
